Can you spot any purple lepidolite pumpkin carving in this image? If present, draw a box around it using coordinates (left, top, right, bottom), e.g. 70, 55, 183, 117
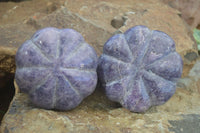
15, 27, 98, 110
98, 25, 183, 112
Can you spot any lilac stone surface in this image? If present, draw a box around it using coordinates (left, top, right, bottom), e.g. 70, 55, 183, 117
15, 27, 98, 111
98, 25, 183, 112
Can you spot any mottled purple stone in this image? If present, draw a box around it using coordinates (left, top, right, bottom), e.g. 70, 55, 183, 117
15, 27, 98, 110
98, 25, 183, 112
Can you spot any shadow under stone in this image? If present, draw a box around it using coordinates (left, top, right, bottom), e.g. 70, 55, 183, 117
0, 72, 15, 124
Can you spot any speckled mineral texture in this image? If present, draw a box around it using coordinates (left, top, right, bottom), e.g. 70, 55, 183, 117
15, 27, 98, 110
1, 60, 200, 133
64, 0, 198, 65
1, 0, 200, 132
98, 25, 183, 112
0, 0, 198, 77
1, 80, 200, 133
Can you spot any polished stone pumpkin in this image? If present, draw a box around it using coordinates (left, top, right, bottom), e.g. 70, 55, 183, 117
98, 25, 183, 112
15, 27, 98, 110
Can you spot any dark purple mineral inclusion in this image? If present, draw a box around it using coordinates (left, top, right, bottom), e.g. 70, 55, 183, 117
98, 25, 183, 112
15, 27, 98, 111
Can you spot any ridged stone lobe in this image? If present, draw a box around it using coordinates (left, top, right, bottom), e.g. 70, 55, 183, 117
15, 27, 98, 111
98, 25, 183, 112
